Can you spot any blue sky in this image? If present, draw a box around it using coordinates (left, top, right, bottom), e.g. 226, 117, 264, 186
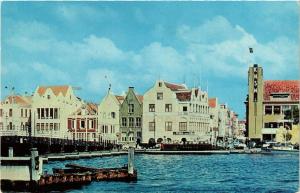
1, 1, 299, 118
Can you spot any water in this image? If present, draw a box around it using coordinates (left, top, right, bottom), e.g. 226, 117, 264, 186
44, 153, 299, 193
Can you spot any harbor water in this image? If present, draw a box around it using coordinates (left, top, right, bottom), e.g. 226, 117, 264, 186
44, 152, 299, 193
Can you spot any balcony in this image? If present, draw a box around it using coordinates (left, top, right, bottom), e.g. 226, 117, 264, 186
262, 128, 278, 135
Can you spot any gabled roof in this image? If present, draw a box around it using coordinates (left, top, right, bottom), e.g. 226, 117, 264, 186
5, 95, 32, 106
37, 85, 69, 96
208, 98, 217, 108
263, 80, 300, 101
137, 95, 144, 104
71, 102, 98, 116
164, 82, 187, 91
176, 92, 192, 101
115, 95, 125, 104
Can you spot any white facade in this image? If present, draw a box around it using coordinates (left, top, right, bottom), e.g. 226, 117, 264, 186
0, 96, 32, 136
142, 80, 211, 144
98, 91, 122, 144
31, 85, 83, 139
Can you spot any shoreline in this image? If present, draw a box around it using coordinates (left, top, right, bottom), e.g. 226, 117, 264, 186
41, 149, 299, 163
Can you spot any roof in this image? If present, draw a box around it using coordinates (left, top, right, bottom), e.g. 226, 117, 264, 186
208, 98, 217, 108
5, 95, 32, 106
115, 95, 125, 104
263, 80, 300, 101
37, 85, 69, 96
71, 102, 98, 116
137, 95, 144, 104
176, 92, 192, 101
164, 82, 187, 91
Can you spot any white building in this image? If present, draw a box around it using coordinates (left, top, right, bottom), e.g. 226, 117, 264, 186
208, 98, 219, 145
31, 85, 83, 139
142, 80, 211, 144
98, 90, 123, 144
0, 95, 32, 136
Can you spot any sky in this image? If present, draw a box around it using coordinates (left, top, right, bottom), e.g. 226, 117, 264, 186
1, 1, 299, 118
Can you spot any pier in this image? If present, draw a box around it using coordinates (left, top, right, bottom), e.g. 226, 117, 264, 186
0, 147, 137, 191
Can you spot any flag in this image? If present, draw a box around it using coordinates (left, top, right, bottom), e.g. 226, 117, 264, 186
249, 47, 253, 53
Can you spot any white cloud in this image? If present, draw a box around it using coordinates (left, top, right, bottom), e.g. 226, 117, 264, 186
31, 62, 71, 83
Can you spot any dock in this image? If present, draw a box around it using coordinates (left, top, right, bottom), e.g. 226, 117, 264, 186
0, 147, 137, 192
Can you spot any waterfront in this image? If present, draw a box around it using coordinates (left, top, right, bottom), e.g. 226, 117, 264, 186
43, 153, 299, 193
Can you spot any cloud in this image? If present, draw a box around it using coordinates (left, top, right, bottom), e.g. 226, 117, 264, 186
176, 16, 298, 79
31, 62, 71, 83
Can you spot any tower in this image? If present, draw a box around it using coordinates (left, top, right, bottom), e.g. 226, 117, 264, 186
248, 64, 264, 140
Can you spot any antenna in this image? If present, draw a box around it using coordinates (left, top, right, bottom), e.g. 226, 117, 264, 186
249, 47, 254, 66
104, 75, 111, 92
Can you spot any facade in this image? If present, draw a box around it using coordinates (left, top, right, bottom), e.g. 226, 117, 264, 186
67, 103, 98, 142
218, 104, 231, 139
208, 98, 219, 145
98, 91, 123, 144
246, 64, 300, 143
31, 85, 83, 139
0, 95, 32, 136
119, 87, 143, 144
142, 80, 210, 144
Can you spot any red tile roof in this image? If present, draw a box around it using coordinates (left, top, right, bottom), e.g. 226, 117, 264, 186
208, 98, 217, 108
164, 82, 186, 91
176, 92, 192, 101
137, 95, 144, 104
6, 95, 32, 106
37, 85, 69, 96
263, 80, 300, 101
115, 95, 124, 104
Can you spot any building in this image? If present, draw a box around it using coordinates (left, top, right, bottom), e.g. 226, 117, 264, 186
31, 85, 83, 139
119, 87, 143, 145
98, 90, 123, 144
208, 98, 219, 145
218, 104, 231, 140
67, 103, 98, 142
245, 64, 300, 143
0, 95, 32, 137
142, 80, 211, 144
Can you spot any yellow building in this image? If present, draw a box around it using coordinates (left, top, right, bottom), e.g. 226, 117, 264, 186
245, 64, 300, 144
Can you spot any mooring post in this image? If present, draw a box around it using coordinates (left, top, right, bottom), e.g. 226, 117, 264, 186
8, 147, 14, 157
30, 148, 41, 182
128, 147, 134, 175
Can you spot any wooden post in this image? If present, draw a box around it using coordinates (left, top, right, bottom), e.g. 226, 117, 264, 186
8, 147, 13, 157
30, 148, 41, 182
128, 147, 134, 175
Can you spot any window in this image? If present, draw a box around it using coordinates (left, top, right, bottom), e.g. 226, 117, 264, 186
25, 109, 27, 117
47, 95, 50, 99
165, 122, 172, 131
21, 109, 23, 117
136, 117, 141, 127
41, 108, 45, 119
81, 120, 85, 128
50, 123, 54, 130
0, 109, 2, 117
159, 82, 162, 87
111, 112, 116, 118
179, 122, 187, 131
183, 106, 187, 112
149, 122, 155, 131
9, 109, 12, 117
50, 108, 53, 119
36, 123, 40, 131
122, 117, 127, 127
149, 104, 155, 112
265, 106, 272, 115
54, 108, 58, 119
129, 104, 134, 113
165, 104, 172, 112
129, 117, 134, 127
157, 92, 163, 100
274, 106, 281, 115
45, 108, 49, 118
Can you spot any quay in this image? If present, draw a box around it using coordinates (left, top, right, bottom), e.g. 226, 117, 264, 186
135, 149, 230, 155
0, 147, 137, 192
